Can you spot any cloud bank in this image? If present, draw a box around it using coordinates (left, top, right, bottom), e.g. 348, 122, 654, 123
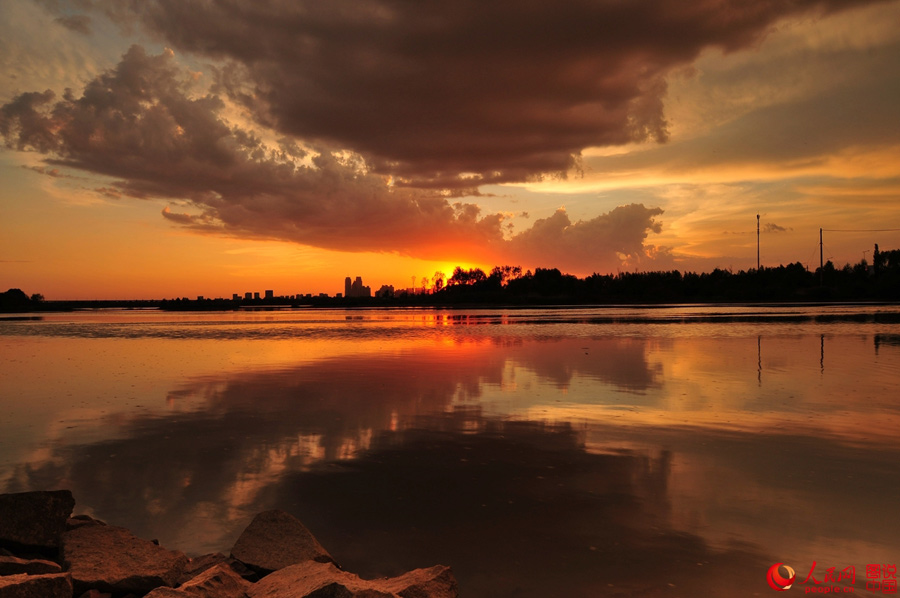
83, 0, 881, 188
4, 0, 888, 273
1, 45, 667, 272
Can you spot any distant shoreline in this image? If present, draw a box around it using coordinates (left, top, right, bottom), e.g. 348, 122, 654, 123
5, 256, 900, 312
7, 298, 900, 312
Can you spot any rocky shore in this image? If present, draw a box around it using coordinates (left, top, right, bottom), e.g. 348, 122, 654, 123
0, 490, 458, 598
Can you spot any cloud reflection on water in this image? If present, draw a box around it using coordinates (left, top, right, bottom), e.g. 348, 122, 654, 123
3, 330, 900, 597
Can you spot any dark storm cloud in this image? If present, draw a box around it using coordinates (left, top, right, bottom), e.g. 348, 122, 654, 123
10, 1, 884, 271
80, 0, 881, 188
0, 45, 668, 270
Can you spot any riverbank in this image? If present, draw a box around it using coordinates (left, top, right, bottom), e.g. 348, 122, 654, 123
0, 490, 457, 598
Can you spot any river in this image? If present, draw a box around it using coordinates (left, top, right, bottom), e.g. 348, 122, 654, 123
1, 305, 898, 597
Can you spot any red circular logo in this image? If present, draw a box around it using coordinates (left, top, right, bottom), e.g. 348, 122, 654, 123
767, 563, 796, 591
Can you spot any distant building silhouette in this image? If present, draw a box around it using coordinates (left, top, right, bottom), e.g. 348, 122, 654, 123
375, 284, 395, 298
244, 292, 252, 301
265, 290, 274, 299
345, 276, 371, 298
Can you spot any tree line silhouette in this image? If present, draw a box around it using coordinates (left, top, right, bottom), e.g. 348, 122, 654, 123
4, 247, 900, 312
430, 246, 900, 304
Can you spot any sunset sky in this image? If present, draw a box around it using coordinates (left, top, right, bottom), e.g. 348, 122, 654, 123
2, 0, 900, 299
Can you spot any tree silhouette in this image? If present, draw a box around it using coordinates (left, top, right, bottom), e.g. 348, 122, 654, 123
447, 267, 487, 286
1, 288, 34, 312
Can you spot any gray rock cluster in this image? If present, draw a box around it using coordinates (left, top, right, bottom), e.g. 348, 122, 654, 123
0, 490, 458, 598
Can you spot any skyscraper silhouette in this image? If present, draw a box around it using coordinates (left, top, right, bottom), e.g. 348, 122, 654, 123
344, 276, 371, 298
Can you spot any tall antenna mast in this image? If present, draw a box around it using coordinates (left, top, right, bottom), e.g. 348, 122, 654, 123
819, 228, 824, 286
757, 213, 760, 270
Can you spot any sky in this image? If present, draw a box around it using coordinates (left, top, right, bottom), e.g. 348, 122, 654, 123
2, 0, 900, 299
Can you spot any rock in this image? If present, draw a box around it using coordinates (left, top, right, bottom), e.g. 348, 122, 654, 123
62, 523, 188, 595
177, 552, 229, 584
66, 515, 106, 531
176, 552, 259, 583
230, 511, 333, 575
145, 564, 251, 597
225, 558, 260, 583
376, 565, 458, 598
1, 492, 452, 598
0, 555, 62, 575
0, 572, 72, 598
0, 490, 75, 555
246, 561, 458, 598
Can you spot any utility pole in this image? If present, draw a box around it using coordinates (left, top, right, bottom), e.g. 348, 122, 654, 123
757, 213, 760, 270
819, 228, 824, 286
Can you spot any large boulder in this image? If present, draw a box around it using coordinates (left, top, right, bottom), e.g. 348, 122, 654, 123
246, 561, 458, 598
62, 523, 188, 595
230, 511, 333, 574
0, 572, 72, 598
144, 564, 251, 598
0, 555, 62, 575
0, 491, 75, 555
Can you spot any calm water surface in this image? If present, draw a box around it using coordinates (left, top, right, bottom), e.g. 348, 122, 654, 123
1, 305, 899, 597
